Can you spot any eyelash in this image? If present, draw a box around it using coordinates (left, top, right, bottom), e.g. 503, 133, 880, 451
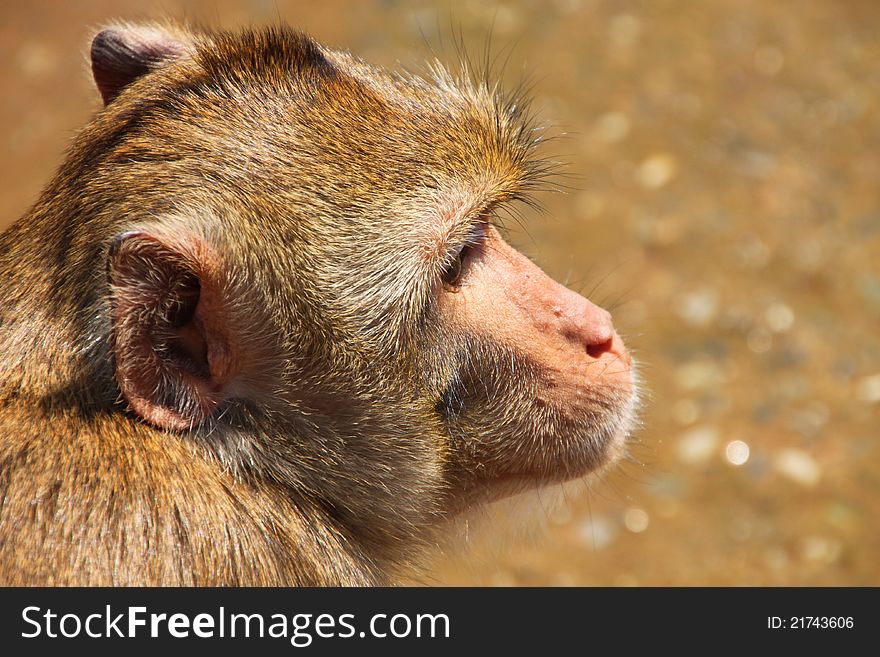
441, 222, 487, 288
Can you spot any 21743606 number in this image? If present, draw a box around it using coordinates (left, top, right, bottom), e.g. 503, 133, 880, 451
768, 616, 854, 629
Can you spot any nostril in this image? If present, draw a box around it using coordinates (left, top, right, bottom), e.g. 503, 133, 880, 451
586, 338, 613, 359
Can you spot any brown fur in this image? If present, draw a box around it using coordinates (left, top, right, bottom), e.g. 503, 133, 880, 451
0, 24, 636, 585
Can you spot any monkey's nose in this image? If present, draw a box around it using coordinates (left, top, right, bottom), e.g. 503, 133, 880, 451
586, 335, 614, 359
586, 331, 630, 365
561, 297, 629, 364
557, 296, 612, 350
579, 306, 614, 353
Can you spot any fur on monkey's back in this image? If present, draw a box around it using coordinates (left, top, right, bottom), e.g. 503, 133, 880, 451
0, 405, 376, 585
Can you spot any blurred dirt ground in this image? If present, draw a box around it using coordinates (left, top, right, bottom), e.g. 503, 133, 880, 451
1, 0, 877, 585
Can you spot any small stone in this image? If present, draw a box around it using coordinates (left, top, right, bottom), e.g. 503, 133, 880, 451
747, 328, 773, 354
779, 376, 810, 401
489, 571, 517, 587
676, 288, 719, 327
737, 150, 777, 179
593, 111, 631, 143
808, 99, 839, 127
754, 45, 784, 76
552, 572, 577, 586
790, 402, 830, 436
577, 516, 617, 550
623, 507, 650, 533
636, 153, 677, 189
614, 573, 639, 587
650, 473, 686, 499
719, 305, 755, 332
616, 299, 647, 329
794, 239, 824, 271
676, 425, 719, 465
549, 503, 573, 526
487, 5, 521, 35
608, 13, 641, 48
799, 536, 842, 564
832, 358, 856, 382
825, 503, 858, 531
774, 449, 821, 487
752, 403, 777, 424
736, 234, 771, 268
728, 517, 753, 541
856, 374, 880, 403
656, 499, 681, 519
725, 440, 751, 466
16, 42, 57, 77
611, 160, 636, 187
575, 191, 606, 220
672, 398, 700, 425
859, 275, 880, 310
671, 93, 703, 120
765, 547, 789, 571
675, 360, 726, 390
765, 303, 795, 332
553, 0, 582, 14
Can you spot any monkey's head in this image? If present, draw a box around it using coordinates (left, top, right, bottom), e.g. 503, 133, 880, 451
68, 24, 637, 560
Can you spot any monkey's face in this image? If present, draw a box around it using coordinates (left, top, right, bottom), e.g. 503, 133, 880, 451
93, 25, 637, 535
429, 225, 637, 506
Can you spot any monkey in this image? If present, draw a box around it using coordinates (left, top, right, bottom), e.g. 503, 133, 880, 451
0, 23, 638, 586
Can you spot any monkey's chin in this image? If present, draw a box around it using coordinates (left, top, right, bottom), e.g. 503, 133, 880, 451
486, 371, 640, 505
483, 427, 632, 505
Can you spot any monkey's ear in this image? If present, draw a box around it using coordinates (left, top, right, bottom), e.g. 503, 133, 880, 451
90, 25, 191, 105
109, 231, 237, 431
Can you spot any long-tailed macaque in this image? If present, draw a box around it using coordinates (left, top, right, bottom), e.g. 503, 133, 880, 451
0, 24, 638, 585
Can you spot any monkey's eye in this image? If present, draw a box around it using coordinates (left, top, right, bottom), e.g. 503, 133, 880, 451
441, 246, 469, 288
441, 221, 488, 289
